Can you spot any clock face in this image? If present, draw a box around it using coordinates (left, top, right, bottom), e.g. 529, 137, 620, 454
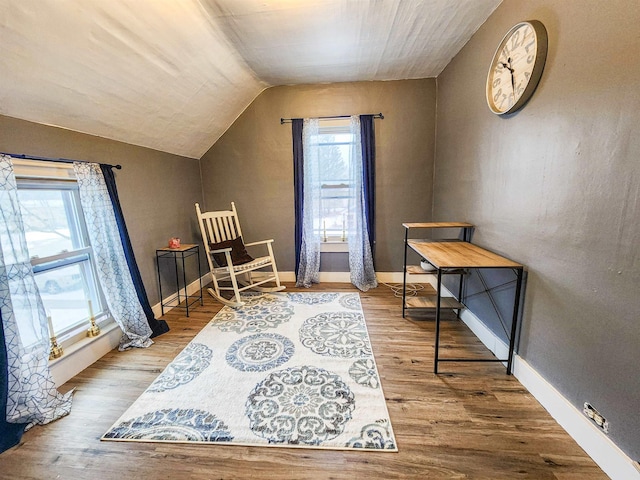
486, 21, 548, 115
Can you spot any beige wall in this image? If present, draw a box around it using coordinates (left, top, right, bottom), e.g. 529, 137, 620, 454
0, 115, 204, 305
200, 79, 437, 272
435, 0, 640, 460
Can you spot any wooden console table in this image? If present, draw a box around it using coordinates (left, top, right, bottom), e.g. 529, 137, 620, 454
402, 223, 524, 374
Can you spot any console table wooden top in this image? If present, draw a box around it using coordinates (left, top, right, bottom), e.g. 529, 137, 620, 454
407, 240, 523, 269
402, 222, 474, 229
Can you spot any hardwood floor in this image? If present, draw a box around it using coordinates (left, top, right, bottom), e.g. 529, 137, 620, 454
0, 283, 607, 479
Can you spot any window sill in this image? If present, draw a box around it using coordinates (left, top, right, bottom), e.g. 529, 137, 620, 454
321, 241, 348, 253
49, 320, 121, 387
55, 314, 111, 350
49, 319, 119, 366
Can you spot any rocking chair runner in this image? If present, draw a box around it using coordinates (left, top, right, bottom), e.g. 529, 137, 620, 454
195, 202, 285, 307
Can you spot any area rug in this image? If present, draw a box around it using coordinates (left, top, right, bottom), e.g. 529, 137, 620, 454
102, 292, 397, 451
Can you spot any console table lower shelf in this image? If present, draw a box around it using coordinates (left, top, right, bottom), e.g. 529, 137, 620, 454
405, 295, 464, 309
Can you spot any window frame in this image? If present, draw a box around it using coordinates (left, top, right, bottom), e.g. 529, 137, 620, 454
314, 121, 355, 251
14, 167, 112, 351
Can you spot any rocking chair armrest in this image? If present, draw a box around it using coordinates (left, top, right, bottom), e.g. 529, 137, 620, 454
244, 239, 275, 247
209, 246, 233, 254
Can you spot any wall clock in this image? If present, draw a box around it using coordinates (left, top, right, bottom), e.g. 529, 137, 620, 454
486, 20, 548, 115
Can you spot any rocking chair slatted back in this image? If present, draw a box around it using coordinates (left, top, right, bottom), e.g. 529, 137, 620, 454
199, 203, 244, 245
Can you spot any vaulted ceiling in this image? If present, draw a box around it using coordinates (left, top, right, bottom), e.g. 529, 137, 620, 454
0, 0, 501, 158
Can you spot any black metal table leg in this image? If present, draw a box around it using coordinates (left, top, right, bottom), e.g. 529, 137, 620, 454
506, 267, 524, 375
197, 246, 203, 306
156, 251, 164, 316
434, 268, 442, 374
174, 253, 180, 306
181, 251, 188, 316
402, 228, 408, 318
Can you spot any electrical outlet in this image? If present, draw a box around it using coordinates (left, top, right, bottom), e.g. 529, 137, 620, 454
583, 402, 609, 433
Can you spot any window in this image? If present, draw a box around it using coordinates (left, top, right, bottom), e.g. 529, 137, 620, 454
295, 115, 377, 290
314, 121, 355, 243
16, 173, 107, 345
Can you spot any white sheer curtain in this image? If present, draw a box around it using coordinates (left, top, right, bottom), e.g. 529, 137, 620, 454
295, 117, 377, 291
296, 118, 322, 287
73, 162, 153, 351
347, 116, 377, 291
0, 155, 73, 430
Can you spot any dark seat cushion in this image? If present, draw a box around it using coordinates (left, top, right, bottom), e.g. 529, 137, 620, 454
209, 237, 254, 267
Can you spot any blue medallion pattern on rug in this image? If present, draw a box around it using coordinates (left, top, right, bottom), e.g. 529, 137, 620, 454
299, 311, 372, 358
348, 358, 379, 389
213, 293, 294, 334
226, 333, 295, 372
148, 343, 212, 392
339, 293, 361, 310
345, 419, 396, 450
287, 292, 339, 304
245, 365, 355, 445
103, 408, 233, 442
103, 292, 397, 451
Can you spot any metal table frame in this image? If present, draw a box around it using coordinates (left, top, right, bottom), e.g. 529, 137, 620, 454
402, 225, 524, 375
156, 244, 203, 317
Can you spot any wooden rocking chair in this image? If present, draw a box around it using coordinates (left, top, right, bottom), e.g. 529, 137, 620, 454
195, 202, 285, 307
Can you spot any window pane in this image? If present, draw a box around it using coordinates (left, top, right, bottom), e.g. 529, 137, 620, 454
317, 129, 355, 239
321, 185, 350, 238
17, 183, 105, 338
17, 188, 83, 258
318, 136, 351, 182
35, 263, 95, 334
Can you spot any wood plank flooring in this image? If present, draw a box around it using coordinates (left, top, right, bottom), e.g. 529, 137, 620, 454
0, 283, 607, 479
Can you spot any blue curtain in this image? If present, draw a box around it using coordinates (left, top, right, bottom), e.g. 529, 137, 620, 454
292, 119, 304, 277
360, 115, 376, 261
0, 310, 26, 453
296, 119, 322, 287
99, 165, 169, 338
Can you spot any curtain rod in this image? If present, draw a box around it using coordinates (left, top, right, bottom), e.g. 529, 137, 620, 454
1, 152, 122, 169
280, 113, 384, 124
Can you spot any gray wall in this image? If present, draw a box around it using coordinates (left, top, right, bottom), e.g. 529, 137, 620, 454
435, 0, 640, 460
200, 80, 436, 272
0, 114, 204, 306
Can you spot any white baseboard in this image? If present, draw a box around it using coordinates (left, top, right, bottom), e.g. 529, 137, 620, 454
279, 271, 355, 283
151, 273, 212, 318
278, 271, 435, 284
437, 283, 639, 480
514, 356, 640, 480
